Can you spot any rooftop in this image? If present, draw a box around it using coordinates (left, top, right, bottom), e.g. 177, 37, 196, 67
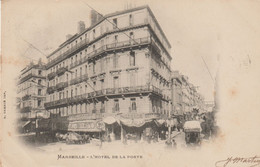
47, 5, 171, 58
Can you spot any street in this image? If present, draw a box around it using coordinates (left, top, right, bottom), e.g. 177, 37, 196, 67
33, 131, 206, 153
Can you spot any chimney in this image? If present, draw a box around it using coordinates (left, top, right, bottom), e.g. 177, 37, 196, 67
66, 34, 73, 40
90, 10, 103, 26
77, 21, 85, 34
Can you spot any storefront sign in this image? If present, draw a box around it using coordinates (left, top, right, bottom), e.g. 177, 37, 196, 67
68, 120, 105, 132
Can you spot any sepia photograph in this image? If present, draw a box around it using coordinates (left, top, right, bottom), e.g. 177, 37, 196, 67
1, 0, 260, 167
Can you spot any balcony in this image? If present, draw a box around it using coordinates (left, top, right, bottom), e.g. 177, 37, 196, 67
47, 72, 56, 80
95, 90, 105, 96
44, 85, 163, 108
56, 66, 68, 76
56, 82, 68, 91
22, 95, 31, 101
48, 36, 152, 71
20, 106, 31, 113
47, 86, 56, 94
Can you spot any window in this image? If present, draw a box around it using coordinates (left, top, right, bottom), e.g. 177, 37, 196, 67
93, 45, 96, 51
75, 88, 77, 96
130, 32, 134, 42
113, 54, 118, 68
100, 25, 103, 34
92, 103, 96, 113
75, 69, 78, 78
101, 101, 105, 113
113, 18, 117, 29
113, 76, 119, 88
80, 67, 82, 76
130, 72, 136, 87
129, 51, 135, 66
100, 59, 104, 72
38, 89, 42, 95
93, 81, 96, 89
100, 79, 104, 90
131, 98, 137, 111
37, 100, 41, 107
114, 35, 118, 43
129, 14, 133, 26
114, 99, 119, 112
38, 79, 42, 85
66, 74, 68, 81
85, 65, 88, 75
38, 70, 42, 75
93, 61, 96, 74
71, 89, 73, 97
80, 104, 82, 113
93, 29, 95, 39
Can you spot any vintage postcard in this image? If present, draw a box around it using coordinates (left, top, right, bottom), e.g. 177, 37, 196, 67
1, 0, 260, 167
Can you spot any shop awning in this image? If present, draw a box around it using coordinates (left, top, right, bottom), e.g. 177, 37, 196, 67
23, 121, 31, 128
103, 116, 118, 125
120, 118, 153, 127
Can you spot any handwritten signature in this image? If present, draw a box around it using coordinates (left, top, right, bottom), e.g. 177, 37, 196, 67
215, 156, 260, 167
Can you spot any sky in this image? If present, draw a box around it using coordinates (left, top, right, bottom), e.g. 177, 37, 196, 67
2, 0, 260, 101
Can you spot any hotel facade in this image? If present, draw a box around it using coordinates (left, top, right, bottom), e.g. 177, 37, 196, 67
43, 6, 172, 139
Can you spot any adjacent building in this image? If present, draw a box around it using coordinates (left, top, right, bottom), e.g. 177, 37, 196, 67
17, 60, 48, 133
44, 6, 172, 140
171, 71, 205, 118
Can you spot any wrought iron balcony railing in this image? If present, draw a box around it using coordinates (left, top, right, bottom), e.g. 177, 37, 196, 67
47, 86, 56, 94
20, 106, 32, 113
47, 72, 56, 80
22, 95, 31, 101
44, 84, 163, 108
56, 82, 68, 91
47, 36, 152, 70
56, 66, 68, 76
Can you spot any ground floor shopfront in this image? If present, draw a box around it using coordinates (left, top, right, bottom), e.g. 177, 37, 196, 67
37, 112, 178, 143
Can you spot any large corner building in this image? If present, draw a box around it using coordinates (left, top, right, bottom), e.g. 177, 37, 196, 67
44, 6, 172, 140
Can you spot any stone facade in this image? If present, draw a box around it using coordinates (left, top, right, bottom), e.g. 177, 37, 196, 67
44, 6, 172, 126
